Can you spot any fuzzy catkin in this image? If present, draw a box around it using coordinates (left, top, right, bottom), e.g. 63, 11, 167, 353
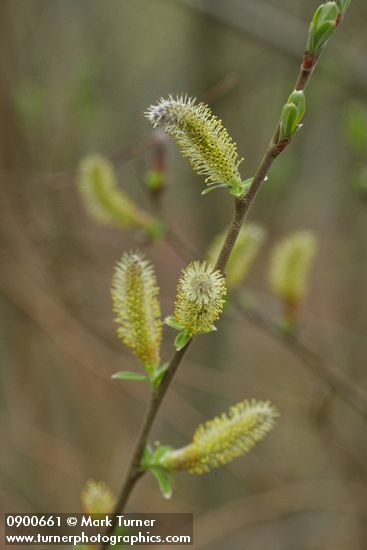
79, 155, 158, 234
81, 480, 116, 514
146, 96, 243, 193
174, 261, 226, 336
111, 252, 162, 368
269, 231, 317, 304
162, 400, 278, 474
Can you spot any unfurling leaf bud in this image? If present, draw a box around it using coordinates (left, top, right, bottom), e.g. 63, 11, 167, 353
81, 480, 115, 514
145, 96, 244, 196
207, 224, 265, 289
141, 446, 175, 499
111, 252, 162, 369
78, 155, 162, 238
307, 2, 340, 56
173, 261, 226, 337
279, 91, 306, 142
269, 231, 317, 323
160, 400, 278, 474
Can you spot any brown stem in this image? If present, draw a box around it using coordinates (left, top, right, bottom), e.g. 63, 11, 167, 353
101, 14, 345, 549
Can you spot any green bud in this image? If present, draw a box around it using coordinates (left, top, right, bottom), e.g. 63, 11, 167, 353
141, 445, 175, 500
307, 2, 340, 55
280, 104, 298, 141
145, 169, 165, 191
279, 90, 306, 141
174, 329, 191, 351
288, 90, 306, 121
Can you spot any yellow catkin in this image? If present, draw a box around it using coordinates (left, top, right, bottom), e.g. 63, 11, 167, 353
174, 261, 226, 336
207, 224, 266, 289
145, 96, 243, 194
269, 231, 317, 304
78, 155, 159, 234
81, 480, 116, 514
111, 252, 162, 368
162, 400, 278, 474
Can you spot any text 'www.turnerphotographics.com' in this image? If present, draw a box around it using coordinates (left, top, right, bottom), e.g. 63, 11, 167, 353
4, 513, 193, 546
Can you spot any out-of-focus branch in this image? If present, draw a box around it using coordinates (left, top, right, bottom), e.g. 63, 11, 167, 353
234, 299, 367, 422
176, 0, 367, 94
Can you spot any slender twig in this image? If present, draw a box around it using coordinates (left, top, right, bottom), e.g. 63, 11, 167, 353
234, 300, 367, 422
101, 24, 343, 550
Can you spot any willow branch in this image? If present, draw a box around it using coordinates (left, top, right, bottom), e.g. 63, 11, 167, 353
101, 21, 345, 550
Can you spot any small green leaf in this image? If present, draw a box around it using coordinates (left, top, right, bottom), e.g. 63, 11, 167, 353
242, 177, 254, 190
165, 315, 184, 330
279, 103, 299, 141
313, 21, 336, 53
111, 371, 148, 381
153, 444, 174, 463
149, 363, 169, 389
150, 467, 173, 499
174, 329, 191, 351
307, 2, 339, 54
288, 90, 305, 121
202, 183, 228, 195
142, 445, 153, 467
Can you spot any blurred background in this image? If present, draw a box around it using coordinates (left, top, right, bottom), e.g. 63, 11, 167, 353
1, 0, 367, 548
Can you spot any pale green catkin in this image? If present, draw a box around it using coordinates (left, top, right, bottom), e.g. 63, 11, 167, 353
162, 400, 278, 474
207, 224, 266, 289
81, 480, 116, 514
269, 231, 317, 304
111, 252, 162, 368
145, 96, 243, 194
174, 261, 227, 336
79, 155, 159, 235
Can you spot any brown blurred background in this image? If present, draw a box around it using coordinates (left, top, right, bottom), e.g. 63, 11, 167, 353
1, 1, 367, 548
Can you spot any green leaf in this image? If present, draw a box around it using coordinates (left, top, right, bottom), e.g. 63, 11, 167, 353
149, 363, 169, 389
279, 103, 299, 141
229, 177, 254, 198
242, 177, 254, 190
141, 443, 173, 470
288, 90, 305, 122
319, 2, 339, 24
142, 445, 153, 467
164, 315, 184, 330
174, 329, 191, 351
153, 444, 174, 464
202, 183, 228, 195
150, 467, 173, 499
312, 2, 338, 26
308, 2, 339, 54
313, 21, 336, 53
111, 371, 148, 381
